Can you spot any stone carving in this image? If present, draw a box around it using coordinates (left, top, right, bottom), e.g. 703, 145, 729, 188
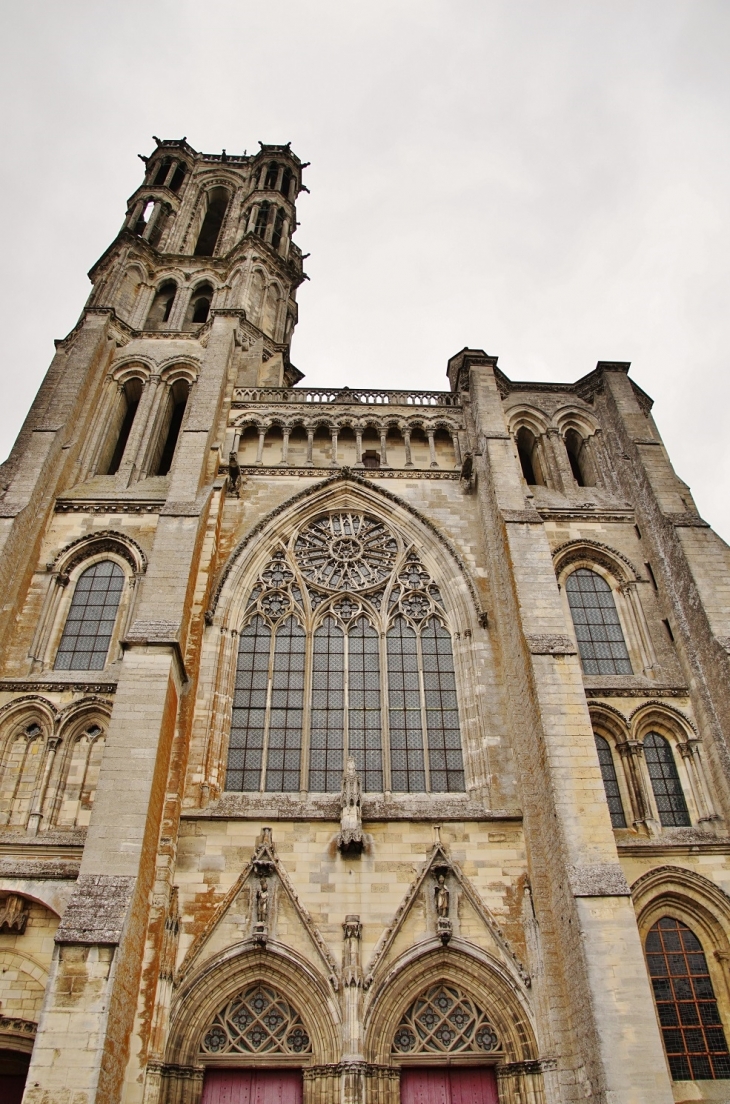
294, 513, 397, 592
253, 877, 270, 944
227, 451, 242, 496
0, 894, 29, 934
434, 874, 450, 918
433, 870, 452, 944
338, 758, 364, 854
342, 914, 363, 987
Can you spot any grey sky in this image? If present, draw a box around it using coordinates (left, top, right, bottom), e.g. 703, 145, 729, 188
1, 2, 728, 535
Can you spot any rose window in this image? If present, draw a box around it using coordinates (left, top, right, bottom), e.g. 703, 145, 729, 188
294, 514, 397, 591
201, 984, 311, 1057
392, 984, 499, 1055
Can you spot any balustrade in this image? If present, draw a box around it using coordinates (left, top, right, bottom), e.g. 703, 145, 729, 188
233, 386, 460, 407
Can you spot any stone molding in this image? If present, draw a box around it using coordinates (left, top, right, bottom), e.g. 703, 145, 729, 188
501, 509, 543, 524
584, 684, 689, 698
526, 634, 577, 656
0, 859, 80, 880
55, 873, 135, 944
55, 500, 165, 514
47, 529, 148, 575
567, 863, 631, 897
551, 538, 642, 581
0, 679, 117, 694
188, 793, 519, 821
231, 466, 461, 481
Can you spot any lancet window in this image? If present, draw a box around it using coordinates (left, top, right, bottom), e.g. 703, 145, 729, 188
54, 561, 125, 671
565, 568, 632, 675
594, 734, 626, 828
392, 984, 499, 1056
644, 732, 691, 827
226, 513, 465, 794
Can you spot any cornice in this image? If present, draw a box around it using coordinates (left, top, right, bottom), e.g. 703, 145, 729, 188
584, 684, 688, 699
55, 499, 166, 514
228, 467, 461, 481
0, 679, 117, 695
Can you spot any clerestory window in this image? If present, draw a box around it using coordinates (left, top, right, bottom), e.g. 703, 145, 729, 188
54, 561, 125, 671
225, 513, 466, 795
644, 732, 691, 827
565, 568, 632, 675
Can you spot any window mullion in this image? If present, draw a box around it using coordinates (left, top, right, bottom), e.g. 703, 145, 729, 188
381, 627, 392, 794
259, 623, 276, 792
343, 628, 350, 766
301, 621, 314, 793
416, 631, 431, 793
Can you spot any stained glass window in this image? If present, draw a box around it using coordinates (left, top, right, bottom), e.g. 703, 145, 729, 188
646, 917, 730, 1080
224, 514, 466, 794
309, 618, 344, 792
594, 734, 626, 828
392, 983, 499, 1055
54, 561, 124, 671
565, 568, 632, 675
644, 732, 691, 827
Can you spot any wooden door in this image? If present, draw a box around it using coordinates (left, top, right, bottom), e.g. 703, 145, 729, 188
201, 1068, 303, 1104
400, 1067, 499, 1104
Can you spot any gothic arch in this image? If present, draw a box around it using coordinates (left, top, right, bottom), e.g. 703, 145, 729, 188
552, 539, 641, 585
552, 405, 600, 439
165, 944, 340, 1068
364, 942, 537, 1067
47, 530, 147, 578
632, 866, 730, 967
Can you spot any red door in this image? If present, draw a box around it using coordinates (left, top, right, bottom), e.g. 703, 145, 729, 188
201, 1068, 303, 1104
401, 1068, 498, 1104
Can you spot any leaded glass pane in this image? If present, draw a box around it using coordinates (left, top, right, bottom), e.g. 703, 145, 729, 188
348, 618, 383, 792
265, 617, 305, 792
644, 732, 691, 827
594, 734, 626, 828
227, 616, 271, 791
646, 917, 730, 1079
565, 569, 632, 676
54, 561, 124, 671
421, 620, 464, 792
309, 618, 344, 792
387, 617, 425, 792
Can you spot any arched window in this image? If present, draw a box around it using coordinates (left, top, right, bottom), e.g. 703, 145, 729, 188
392, 983, 499, 1056
644, 732, 690, 827
515, 427, 544, 486
185, 283, 213, 326
594, 734, 626, 828
280, 166, 294, 198
145, 281, 177, 329
194, 187, 230, 257
565, 429, 593, 487
645, 917, 730, 1080
152, 158, 171, 186
152, 379, 190, 476
147, 205, 168, 250
133, 198, 155, 236
271, 207, 286, 251
254, 201, 271, 240
264, 162, 279, 190
54, 561, 125, 671
169, 161, 187, 192
565, 568, 632, 675
225, 515, 466, 795
103, 378, 142, 475
201, 983, 311, 1058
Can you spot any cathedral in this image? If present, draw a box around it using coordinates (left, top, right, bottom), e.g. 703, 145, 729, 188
0, 137, 730, 1104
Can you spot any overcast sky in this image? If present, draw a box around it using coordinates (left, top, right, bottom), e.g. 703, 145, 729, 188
1, 2, 728, 536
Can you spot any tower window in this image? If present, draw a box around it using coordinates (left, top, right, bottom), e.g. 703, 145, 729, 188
516, 427, 544, 486
255, 201, 271, 240
271, 207, 286, 251
169, 162, 186, 192
133, 199, 155, 236
185, 283, 214, 326
153, 379, 190, 476
225, 515, 465, 795
644, 732, 691, 827
152, 158, 171, 186
104, 378, 142, 475
280, 166, 294, 198
594, 734, 626, 827
646, 917, 730, 1080
194, 187, 230, 257
565, 568, 633, 675
145, 281, 177, 329
147, 205, 168, 250
565, 428, 593, 487
264, 161, 279, 190
54, 561, 125, 671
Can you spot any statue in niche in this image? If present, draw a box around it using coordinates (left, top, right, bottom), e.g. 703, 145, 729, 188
337, 757, 364, 854
256, 878, 269, 925
435, 874, 450, 919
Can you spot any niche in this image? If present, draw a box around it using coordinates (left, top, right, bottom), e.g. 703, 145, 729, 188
151, 380, 190, 476
145, 281, 178, 329
185, 283, 214, 327
102, 378, 143, 475
194, 187, 230, 257
564, 429, 594, 487
516, 427, 545, 486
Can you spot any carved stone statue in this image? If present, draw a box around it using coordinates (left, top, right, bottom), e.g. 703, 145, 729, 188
256, 877, 269, 925
337, 757, 364, 854
228, 451, 242, 496
435, 875, 450, 919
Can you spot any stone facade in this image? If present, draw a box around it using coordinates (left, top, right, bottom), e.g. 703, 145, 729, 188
0, 137, 729, 1103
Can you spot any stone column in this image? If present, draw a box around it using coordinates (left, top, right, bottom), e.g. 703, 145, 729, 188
354, 429, 364, 467
27, 735, 61, 836
678, 740, 718, 824
379, 430, 388, 468
306, 427, 314, 466
452, 348, 673, 1104
617, 740, 653, 830
426, 428, 438, 468
545, 426, 574, 491
451, 430, 462, 468
255, 424, 267, 465
116, 373, 161, 489
330, 426, 339, 466
280, 426, 291, 465
403, 428, 414, 468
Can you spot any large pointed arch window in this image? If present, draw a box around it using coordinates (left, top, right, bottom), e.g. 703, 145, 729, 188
646, 917, 730, 1080
565, 568, 632, 675
225, 513, 466, 794
54, 561, 125, 671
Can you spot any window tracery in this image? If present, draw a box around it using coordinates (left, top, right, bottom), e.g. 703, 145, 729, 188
392, 983, 499, 1056
201, 983, 311, 1057
225, 513, 465, 794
